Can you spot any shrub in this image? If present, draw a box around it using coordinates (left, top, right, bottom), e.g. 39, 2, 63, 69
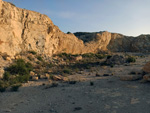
107, 55, 112, 59
3, 72, 11, 81
48, 63, 54, 68
11, 83, 22, 92
27, 56, 33, 61
95, 54, 106, 59
37, 56, 43, 61
63, 68, 71, 74
126, 56, 136, 63
5, 59, 33, 83
28, 50, 37, 55
82, 53, 95, 58
67, 31, 71, 34
6, 59, 31, 76
0, 81, 8, 92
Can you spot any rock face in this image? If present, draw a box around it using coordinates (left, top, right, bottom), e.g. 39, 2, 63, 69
75, 32, 150, 53
0, 1, 85, 57
0, 0, 150, 58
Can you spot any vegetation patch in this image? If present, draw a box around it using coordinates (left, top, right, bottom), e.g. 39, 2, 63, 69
126, 56, 136, 63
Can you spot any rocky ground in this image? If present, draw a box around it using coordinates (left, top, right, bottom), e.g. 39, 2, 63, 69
0, 53, 150, 113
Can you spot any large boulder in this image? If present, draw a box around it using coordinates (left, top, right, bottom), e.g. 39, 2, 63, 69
105, 55, 126, 65
143, 62, 150, 74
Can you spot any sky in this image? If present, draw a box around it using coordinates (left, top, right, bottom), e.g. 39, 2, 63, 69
3, 0, 150, 36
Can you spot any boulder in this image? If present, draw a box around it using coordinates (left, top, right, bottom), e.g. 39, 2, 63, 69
32, 76, 38, 81
143, 62, 150, 74
75, 56, 82, 61
143, 74, 150, 81
30, 71, 35, 77
106, 55, 126, 65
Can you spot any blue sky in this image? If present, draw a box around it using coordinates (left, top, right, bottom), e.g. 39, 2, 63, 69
4, 0, 150, 36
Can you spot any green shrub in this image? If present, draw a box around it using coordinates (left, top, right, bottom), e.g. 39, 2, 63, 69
11, 84, 22, 92
0, 87, 6, 92
63, 68, 71, 74
6, 59, 30, 76
126, 56, 136, 63
95, 54, 106, 59
48, 63, 54, 68
82, 53, 95, 58
28, 50, 37, 55
27, 56, 33, 61
37, 56, 43, 61
3, 72, 11, 81
5, 59, 33, 83
0, 81, 8, 92
107, 55, 112, 59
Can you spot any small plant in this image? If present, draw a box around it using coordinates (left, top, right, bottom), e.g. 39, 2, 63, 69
28, 50, 37, 55
11, 84, 22, 92
90, 81, 94, 86
67, 31, 71, 34
3, 72, 11, 81
126, 56, 136, 63
82, 53, 95, 58
0, 81, 8, 92
48, 63, 54, 68
0, 86, 6, 92
37, 56, 43, 61
27, 56, 33, 61
95, 54, 106, 59
107, 55, 112, 59
4, 59, 33, 84
63, 68, 71, 74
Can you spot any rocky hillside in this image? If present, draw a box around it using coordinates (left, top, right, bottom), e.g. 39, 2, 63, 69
0, 0, 85, 58
74, 32, 150, 52
0, 0, 150, 59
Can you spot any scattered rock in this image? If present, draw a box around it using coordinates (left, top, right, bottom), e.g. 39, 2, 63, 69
74, 107, 82, 111
96, 73, 101, 77
143, 62, 150, 74
90, 81, 94, 86
40, 75, 47, 79
75, 56, 82, 61
45, 82, 58, 89
53, 75, 63, 81
45, 73, 50, 79
120, 75, 143, 81
103, 74, 110, 76
143, 74, 150, 81
32, 76, 39, 81
30, 71, 35, 77
105, 55, 126, 65
69, 81, 77, 84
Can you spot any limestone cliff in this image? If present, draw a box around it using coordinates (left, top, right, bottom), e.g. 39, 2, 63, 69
0, 0, 85, 58
75, 32, 150, 53
0, 0, 150, 59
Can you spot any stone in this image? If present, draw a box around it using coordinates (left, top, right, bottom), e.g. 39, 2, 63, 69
105, 55, 126, 65
120, 75, 143, 81
143, 62, 150, 74
40, 75, 47, 79
53, 75, 63, 81
30, 71, 35, 76
143, 74, 150, 81
32, 76, 38, 81
75, 56, 82, 61
45, 73, 50, 79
